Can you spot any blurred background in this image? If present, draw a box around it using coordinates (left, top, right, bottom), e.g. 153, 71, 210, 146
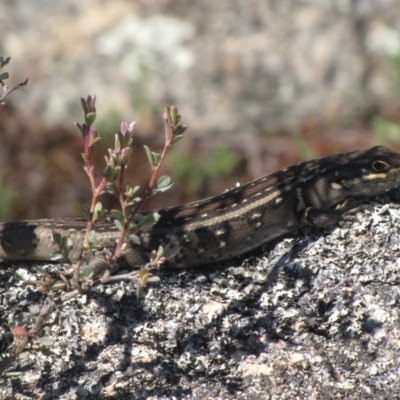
1, 0, 400, 220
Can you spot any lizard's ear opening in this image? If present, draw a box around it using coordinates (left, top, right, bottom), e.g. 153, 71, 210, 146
372, 160, 390, 172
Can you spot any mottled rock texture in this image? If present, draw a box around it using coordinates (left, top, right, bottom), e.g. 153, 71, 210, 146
1, 200, 400, 399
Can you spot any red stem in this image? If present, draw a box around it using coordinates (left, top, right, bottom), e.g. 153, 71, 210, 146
110, 137, 173, 266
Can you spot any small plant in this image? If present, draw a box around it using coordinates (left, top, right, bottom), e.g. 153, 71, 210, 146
2, 92, 187, 373
62, 96, 183, 295
26, 96, 185, 301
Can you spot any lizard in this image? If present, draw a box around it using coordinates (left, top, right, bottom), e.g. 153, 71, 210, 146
0, 145, 400, 269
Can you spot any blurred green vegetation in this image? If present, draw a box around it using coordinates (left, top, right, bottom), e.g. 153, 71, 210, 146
169, 147, 239, 194
0, 182, 17, 221
371, 116, 400, 147
129, 62, 151, 114
389, 52, 400, 93
371, 49, 400, 146
97, 109, 124, 144
291, 131, 316, 160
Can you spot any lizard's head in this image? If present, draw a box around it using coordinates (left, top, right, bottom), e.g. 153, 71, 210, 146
332, 146, 400, 199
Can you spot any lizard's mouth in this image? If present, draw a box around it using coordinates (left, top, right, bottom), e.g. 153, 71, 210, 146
352, 169, 400, 198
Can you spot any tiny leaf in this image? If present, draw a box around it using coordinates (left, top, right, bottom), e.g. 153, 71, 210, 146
176, 125, 187, 135
127, 197, 141, 206
163, 243, 180, 259
89, 136, 101, 148
136, 212, 160, 228
102, 166, 119, 182
139, 269, 149, 286
143, 145, 154, 168
143, 145, 161, 168
111, 209, 124, 223
103, 182, 117, 196
113, 219, 123, 231
171, 134, 184, 145
93, 202, 103, 221
52, 231, 62, 245
153, 180, 173, 194
87, 230, 96, 245
85, 112, 96, 126
157, 175, 172, 189
129, 234, 141, 246
156, 245, 164, 260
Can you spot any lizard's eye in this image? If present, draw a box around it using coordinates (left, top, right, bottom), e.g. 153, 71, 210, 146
372, 160, 389, 172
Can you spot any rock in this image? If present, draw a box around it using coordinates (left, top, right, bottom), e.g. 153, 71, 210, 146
2, 199, 400, 398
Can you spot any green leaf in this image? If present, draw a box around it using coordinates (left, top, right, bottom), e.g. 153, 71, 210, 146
103, 182, 117, 196
61, 236, 72, 250
166, 106, 181, 126
93, 202, 103, 221
139, 269, 149, 286
102, 165, 119, 182
113, 219, 123, 231
136, 212, 160, 228
176, 125, 187, 135
127, 220, 137, 230
157, 175, 172, 189
143, 145, 153, 168
76, 123, 89, 137
124, 183, 140, 199
151, 183, 173, 196
152, 151, 161, 164
52, 231, 62, 245
87, 230, 96, 245
156, 245, 164, 260
143, 145, 161, 169
171, 134, 184, 145
162, 243, 180, 259
89, 136, 101, 148
127, 197, 141, 206
153, 176, 173, 194
129, 234, 141, 246
85, 111, 96, 126
111, 209, 124, 223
